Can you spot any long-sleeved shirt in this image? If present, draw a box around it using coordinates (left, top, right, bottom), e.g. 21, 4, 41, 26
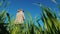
15, 11, 25, 24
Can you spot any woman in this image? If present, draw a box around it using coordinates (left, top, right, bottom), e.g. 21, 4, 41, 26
15, 9, 25, 25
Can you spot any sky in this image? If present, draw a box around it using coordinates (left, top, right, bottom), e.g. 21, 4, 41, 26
0, 0, 60, 18
0, 0, 60, 27
1, 0, 59, 17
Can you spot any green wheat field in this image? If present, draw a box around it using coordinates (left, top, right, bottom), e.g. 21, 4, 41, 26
0, 0, 60, 34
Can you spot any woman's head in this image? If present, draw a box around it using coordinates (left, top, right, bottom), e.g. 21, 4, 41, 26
18, 9, 24, 12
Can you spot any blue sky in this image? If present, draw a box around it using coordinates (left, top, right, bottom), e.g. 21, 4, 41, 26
1, 0, 59, 18
0, 0, 60, 18
0, 0, 60, 28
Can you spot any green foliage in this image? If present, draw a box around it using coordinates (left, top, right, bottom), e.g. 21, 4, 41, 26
0, 10, 9, 34
41, 7, 60, 34
0, 7, 60, 34
0, 0, 60, 34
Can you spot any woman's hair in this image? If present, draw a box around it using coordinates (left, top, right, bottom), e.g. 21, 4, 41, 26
18, 9, 24, 12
